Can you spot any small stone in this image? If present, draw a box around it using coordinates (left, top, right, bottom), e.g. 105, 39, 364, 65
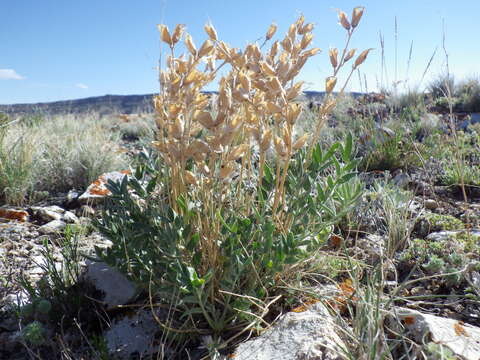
424, 199, 438, 210
62, 211, 79, 224
38, 220, 66, 234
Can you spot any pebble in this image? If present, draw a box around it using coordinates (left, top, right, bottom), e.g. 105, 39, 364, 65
424, 199, 438, 210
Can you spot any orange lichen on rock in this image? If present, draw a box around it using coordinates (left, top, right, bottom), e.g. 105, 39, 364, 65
291, 297, 320, 313
0, 208, 29, 222
454, 321, 469, 337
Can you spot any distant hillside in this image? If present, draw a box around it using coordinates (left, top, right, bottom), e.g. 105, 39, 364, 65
0, 91, 362, 117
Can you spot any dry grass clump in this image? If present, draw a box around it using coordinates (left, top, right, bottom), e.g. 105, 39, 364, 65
0, 114, 128, 205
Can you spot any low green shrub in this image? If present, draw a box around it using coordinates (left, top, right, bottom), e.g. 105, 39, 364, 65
95, 140, 362, 341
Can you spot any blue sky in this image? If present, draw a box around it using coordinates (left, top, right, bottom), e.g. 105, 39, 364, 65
1, 0, 478, 104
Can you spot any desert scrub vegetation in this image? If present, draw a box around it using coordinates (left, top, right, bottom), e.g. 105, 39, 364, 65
94, 7, 371, 353
0, 113, 128, 205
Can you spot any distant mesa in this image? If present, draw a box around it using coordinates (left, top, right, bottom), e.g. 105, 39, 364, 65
0, 91, 362, 116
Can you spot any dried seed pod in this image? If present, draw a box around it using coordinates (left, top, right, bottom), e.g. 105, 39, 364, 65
288, 24, 296, 41
260, 61, 277, 76
157, 24, 173, 46
282, 126, 292, 148
344, 48, 356, 62
329, 48, 338, 69
338, 11, 351, 31
170, 117, 184, 139
295, 14, 305, 33
198, 39, 214, 57
194, 110, 216, 129
325, 76, 337, 94
184, 170, 197, 185
266, 101, 283, 114
227, 144, 249, 161
281, 37, 292, 52
300, 33, 314, 50
286, 103, 302, 125
299, 23, 314, 35
238, 72, 251, 92
269, 41, 279, 59
219, 163, 235, 179
268, 76, 283, 93
185, 34, 197, 56
204, 23, 218, 41
351, 7, 365, 28
286, 81, 304, 100
266, 23, 277, 41
354, 48, 373, 69
293, 134, 309, 151
303, 47, 321, 57
274, 136, 287, 158
187, 139, 210, 155
260, 129, 273, 151
172, 24, 185, 45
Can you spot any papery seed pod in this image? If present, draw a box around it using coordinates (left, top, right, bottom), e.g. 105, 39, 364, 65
329, 48, 338, 69
260, 61, 276, 76
268, 76, 283, 93
238, 72, 251, 92
184, 69, 202, 85
220, 131, 236, 146
274, 136, 287, 158
266, 23, 277, 41
260, 129, 273, 151
194, 110, 216, 129
300, 33, 314, 50
338, 11, 351, 31
299, 23, 314, 35
293, 134, 309, 151
286, 103, 302, 125
354, 48, 373, 69
172, 24, 185, 45
252, 43, 262, 60
303, 48, 321, 57
157, 24, 173, 46
184, 170, 197, 185
344, 48, 356, 62
198, 39, 214, 57
281, 37, 292, 52
288, 24, 296, 41
204, 23, 218, 41
269, 41, 279, 59
176, 60, 187, 74
295, 14, 305, 33
187, 139, 210, 155
219, 163, 234, 179
286, 81, 304, 100
325, 76, 337, 94
282, 126, 292, 148
351, 7, 365, 28
227, 144, 249, 161
171, 117, 184, 139
266, 102, 283, 114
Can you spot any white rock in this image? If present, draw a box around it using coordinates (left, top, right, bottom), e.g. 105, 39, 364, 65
79, 171, 130, 204
83, 261, 136, 309
38, 219, 66, 234
234, 301, 347, 360
394, 307, 480, 360
62, 211, 78, 224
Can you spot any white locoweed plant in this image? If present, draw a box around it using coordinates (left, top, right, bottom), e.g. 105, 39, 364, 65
96, 7, 370, 352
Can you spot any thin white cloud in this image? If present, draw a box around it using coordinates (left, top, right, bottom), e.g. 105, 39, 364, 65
75, 83, 88, 89
0, 69, 25, 80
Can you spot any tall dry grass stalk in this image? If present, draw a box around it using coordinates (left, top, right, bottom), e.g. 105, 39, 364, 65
153, 9, 370, 277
